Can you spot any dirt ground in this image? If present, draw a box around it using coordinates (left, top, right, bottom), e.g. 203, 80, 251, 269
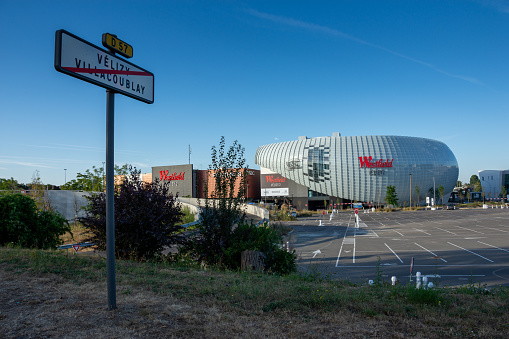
1, 266, 443, 339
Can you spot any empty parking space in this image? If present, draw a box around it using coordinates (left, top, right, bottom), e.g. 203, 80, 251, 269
287, 208, 509, 287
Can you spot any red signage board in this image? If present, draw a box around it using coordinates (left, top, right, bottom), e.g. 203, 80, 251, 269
355, 208, 359, 214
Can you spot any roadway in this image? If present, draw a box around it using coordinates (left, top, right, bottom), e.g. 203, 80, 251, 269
283, 207, 509, 287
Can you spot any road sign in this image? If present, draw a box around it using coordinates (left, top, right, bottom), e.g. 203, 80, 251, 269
72, 244, 80, 252
102, 33, 133, 58
55, 29, 154, 104
355, 208, 359, 214
322, 210, 326, 215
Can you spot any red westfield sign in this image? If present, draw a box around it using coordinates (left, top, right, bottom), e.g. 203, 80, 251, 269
266, 175, 286, 183
160, 171, 185, 181
359, 156, 393, 168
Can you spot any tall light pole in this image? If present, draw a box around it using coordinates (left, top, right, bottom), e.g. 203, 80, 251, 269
64, 169, 67, 185
409, 173, 412, 208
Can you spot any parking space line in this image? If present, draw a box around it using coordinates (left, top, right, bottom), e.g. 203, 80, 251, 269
393, 230, 404, 237
414, 228, 431, 236
385, 243, 404, 263
476, 225, 509, 233
478, 241, 509, 253
435, 227, 456, 235
414, 243, 447, 262
455, 226, 484, 234
447, 242, 494, 262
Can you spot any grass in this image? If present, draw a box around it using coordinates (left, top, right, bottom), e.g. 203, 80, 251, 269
1, 246, 509, 338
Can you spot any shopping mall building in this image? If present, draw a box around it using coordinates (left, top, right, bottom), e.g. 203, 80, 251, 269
255, 133, 459, 210
151, 133, 458, 210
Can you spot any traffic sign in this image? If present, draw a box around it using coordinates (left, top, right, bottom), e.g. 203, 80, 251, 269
55, 29, 154, 104
355, 208, 359, 214
102, 33, 133, 58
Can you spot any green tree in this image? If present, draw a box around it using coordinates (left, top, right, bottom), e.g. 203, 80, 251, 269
438, 185, 445, 206
384, 185, 399, 207
61, 164, 132, 191
414, 185, 420, 207
456, 180, 462, 187
470, 175, 481, 187
81, 166, 184, 261
501, 186, 508, 201
0, 193, 71, 249
186, 137, 248, 265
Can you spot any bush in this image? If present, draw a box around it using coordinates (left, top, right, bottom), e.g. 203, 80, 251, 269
0, 193, 70, 249
222, 222, 296, 275
80, 167, 184, 261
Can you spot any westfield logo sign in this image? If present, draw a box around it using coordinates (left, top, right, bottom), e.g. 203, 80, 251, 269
266, 175, 286, 183
358, 156, 393, 168
159, 171, 185, 181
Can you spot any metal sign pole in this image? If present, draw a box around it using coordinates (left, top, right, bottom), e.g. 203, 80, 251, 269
106, 88, 116, 310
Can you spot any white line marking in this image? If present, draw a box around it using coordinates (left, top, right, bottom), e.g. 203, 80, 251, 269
414, 228, 431, 235
455, 225, 484, 234
336, 224, 350, 267
393, 230, 404, 237
414, 243, 447, 262
476, 225, 509, 233
370, 229, 379, 237
385, 243, 404, 263
353, 237, 356, 263
435, 227, 456, 235
478, 241, 509, 253
447, 242, 494, 262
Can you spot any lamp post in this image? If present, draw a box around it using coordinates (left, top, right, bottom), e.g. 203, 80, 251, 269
409, 173, 412, 208
64, 169, 67, 185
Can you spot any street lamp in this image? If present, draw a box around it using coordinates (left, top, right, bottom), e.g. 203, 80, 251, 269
64, 169, 67, 185
409, 173, 412, 208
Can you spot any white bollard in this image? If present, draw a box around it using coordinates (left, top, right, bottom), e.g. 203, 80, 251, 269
391, 276, 397, 285
422, 276, 428, 289
428, 282, 434, 289
319, 220, 322, 226
416, 272, 421, 288
368, 280, 374, 285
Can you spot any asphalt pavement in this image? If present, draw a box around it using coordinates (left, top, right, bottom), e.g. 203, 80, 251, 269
283, 207, 509, 288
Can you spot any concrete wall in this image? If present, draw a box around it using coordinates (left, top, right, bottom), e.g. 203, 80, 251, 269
46, 190, 92, 221
178, 197, 269, 221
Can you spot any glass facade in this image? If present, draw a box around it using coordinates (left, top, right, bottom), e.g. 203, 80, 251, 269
255, 134, 459, 205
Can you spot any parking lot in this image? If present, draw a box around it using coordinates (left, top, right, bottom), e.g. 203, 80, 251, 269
284, 207, 509, 287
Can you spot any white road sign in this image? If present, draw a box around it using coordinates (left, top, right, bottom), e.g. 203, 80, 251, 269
55, 30, 154, 104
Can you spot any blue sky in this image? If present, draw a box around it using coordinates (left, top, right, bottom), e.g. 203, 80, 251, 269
1, 0, 508, 186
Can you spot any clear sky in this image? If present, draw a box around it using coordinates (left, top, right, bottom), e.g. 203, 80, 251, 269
1, 0, 508, 186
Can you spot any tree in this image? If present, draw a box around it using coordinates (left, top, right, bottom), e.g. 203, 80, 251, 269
186, 137, 248, 265
61, 163, 132, 191
0, 193, 70, 249
81, 166, 184, 261
470, 175, 481, 187
438, 185, 445, 206
501, 186, 508, 201
384, 185, 399, 207
456, 180, 462, 187
414, 185, 420, 207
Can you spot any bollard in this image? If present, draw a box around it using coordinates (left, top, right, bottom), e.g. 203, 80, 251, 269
368, 280, 374, 285
391, 276, 397, 286
428, 282, 434, 289
416, 272, 421, 288
422, 276, 428, 289
319, 220, 322, 226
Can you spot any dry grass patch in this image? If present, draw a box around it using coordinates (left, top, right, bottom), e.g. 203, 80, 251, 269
1, 247, 509, 338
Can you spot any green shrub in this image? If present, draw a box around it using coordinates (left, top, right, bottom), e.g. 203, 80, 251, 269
222, 222, 296, 275
0, 193, 71, 249
80, 166, 184, 261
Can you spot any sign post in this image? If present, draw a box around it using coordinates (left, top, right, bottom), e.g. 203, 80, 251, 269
55, 29, 154, 310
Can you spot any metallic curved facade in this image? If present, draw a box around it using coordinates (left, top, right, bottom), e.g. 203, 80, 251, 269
255, 134, 459, 205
